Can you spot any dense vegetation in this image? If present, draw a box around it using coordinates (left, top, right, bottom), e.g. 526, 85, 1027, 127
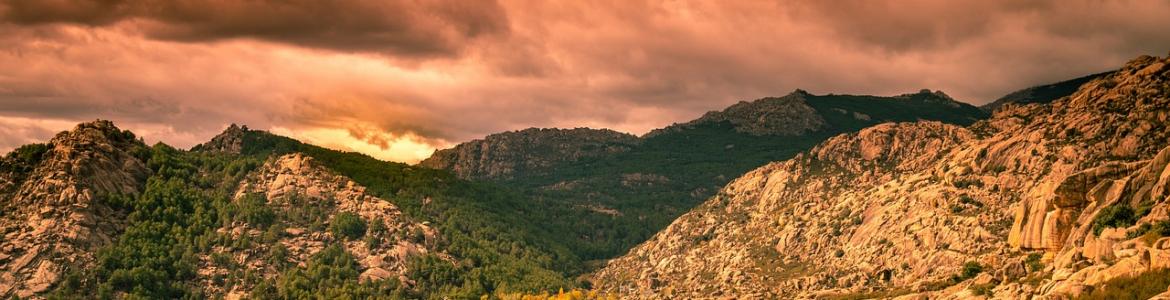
50, 143, 261, 299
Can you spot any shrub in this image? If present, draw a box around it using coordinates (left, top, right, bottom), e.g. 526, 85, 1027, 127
267, 244, 289, 270
365, 220, 388, 248
951, 261, 983, 283
958, 195, 983, 207
330, 212, 367, 240
235, 193, 275, 229
1092, 204, 1137, 236
970, 283, 995, 296
1025, 253, 1044, 272
952, 179, 984, 189
962, 262, 983, 277
8, 143, 50, 164
1127, 220, 1170, 244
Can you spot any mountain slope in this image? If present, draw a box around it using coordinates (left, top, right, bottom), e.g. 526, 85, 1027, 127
593, 55, 1170, 299
422, 89, 989, 261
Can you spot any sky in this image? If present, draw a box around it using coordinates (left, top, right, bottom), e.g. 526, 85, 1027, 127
2, 0, 1170, 163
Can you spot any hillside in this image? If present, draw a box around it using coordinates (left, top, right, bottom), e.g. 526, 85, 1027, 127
422, 89, 989, 261
1, 121, 589, 299
593, 55, 1170, 299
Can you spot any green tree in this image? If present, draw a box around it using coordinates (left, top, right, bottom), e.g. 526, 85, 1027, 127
330, 212, 368, 240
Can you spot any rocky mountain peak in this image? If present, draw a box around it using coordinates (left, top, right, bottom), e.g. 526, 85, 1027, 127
194, 123, 249, 153
22, 119, 150, 205
0, 120, 150, 298
419, 127, 639, 180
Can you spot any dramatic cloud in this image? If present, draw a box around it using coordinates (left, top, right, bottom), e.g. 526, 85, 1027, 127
1, 0, 1169, 163
1, 0, 509, 58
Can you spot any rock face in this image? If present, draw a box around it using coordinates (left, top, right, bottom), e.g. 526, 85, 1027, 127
593, 55, 1170, 298
0, 120, 150, 298
419, 128, 639, 180
202, 153, 442, 297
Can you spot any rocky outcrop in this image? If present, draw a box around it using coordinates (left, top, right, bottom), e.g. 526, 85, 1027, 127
648, 90, 827, 137
202, 153, 442, 297
192, 123, 248, 153
593, 54, 1170, 299
419, 128, 639, 180
0, 120, 150, 298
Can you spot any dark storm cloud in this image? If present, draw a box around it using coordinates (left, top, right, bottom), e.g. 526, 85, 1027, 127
0, 0, 509, 57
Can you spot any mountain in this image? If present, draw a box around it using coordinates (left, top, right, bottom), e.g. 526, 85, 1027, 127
980, 71, 1114, 113
0, 121, 150, 298
1, 121, 593, 299
420, 89, 989, 261
2, 54, 1161, 300
593, 55, 1170, 299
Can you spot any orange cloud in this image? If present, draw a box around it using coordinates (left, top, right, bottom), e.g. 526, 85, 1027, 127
1, 0, 1169, 162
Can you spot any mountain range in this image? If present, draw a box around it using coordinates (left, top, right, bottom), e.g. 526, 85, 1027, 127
1, 54, 1167, 299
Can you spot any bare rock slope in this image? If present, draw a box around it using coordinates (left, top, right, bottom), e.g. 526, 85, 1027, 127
594, 55, 1170, 299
